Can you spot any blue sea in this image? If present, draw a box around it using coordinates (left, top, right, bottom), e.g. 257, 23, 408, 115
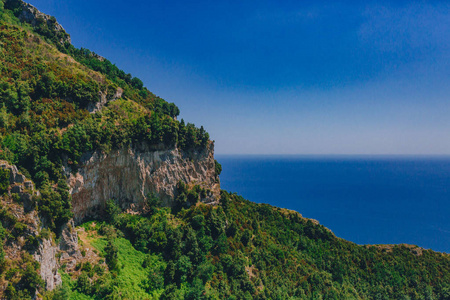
216, 155, 450, 253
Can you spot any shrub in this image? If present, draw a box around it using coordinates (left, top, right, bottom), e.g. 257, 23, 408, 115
0, 168, 9, 195
76, 272, 91, 295
12, 222, 27, 237
214, 160, 222, 176
105, 238, 118, 271
37, 180, 73, 233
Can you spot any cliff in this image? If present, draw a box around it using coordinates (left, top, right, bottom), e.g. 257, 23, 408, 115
4, 0, 71, 44
1, 2, 450, 299
0, 161, 80, 292
66, 143, 220, 224
0, 141, 220, 292
0, 4, 221, 294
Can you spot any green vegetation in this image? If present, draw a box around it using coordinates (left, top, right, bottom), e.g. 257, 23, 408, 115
59, 225, 164, 300
0, 2, 210, 191
0, 189, 49, 299
37, 179, 73, 232
54, 193, 450, 299
0, 168, 9, 195
214, 159, 222, 176
3, 253, 44, 299
1, 2, 449, 299
174, 181, 211, 212
0, 3, 211, 297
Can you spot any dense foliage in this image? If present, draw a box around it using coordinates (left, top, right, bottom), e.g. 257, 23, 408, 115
0, 168, 9, 195
0, 193, 47, 299
1, 2, 450, 299
0, 4, 210, 191
37, 179, 73, 232
56, 192, 450, 299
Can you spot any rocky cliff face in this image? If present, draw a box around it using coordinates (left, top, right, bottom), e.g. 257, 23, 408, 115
0, 161, 81, 292
1, 140, 220, 290
5, 0, 71, 44
66, 143, 220, 223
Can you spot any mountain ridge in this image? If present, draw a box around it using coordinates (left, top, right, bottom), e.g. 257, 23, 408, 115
0, 1, 449, 299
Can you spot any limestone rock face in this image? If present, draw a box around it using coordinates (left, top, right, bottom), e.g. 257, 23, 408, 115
0, 160, 37, 209
66, 143, 220, 223
87, 87, 123, 113
34, 239, 61, 291
59, 220, 82, 269
0, 161, 81, 291
33, 221, 80, 291
6, 0, 71, 44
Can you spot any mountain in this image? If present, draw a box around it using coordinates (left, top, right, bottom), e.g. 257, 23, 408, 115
0, 1, 449, 299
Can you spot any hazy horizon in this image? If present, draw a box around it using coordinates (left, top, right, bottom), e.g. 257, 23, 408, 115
28, 0, 450, 155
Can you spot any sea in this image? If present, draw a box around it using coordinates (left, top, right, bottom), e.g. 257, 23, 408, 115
216, 155, 450, 253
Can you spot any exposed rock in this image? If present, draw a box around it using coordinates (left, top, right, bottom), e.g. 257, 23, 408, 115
20, 192, 35, 212
33, 219, 80, 291
34, 239, 61, 291
24, 181, 34, 190
0, 160, 65, 291
2, 141, 219, 291
365, 244, 425, 256
7, 0, 71, 44
11, 185, 23, 194
66, 143, 220, 223
87, 87, 123, 113
0, 160, 37, 197
59, 220, 80, 255
92, 52, 105, 62
14, 173, 26, 183
59, 220, 82, 269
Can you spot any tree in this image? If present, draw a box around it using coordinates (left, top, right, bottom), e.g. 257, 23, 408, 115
185, 227, 201, 264
37, 180, 73, 233
76, 272, 91, 295
105, 238, 118, 271
0, 168, 9, 195
175, 255, 192, 285
214, 160, 222, 176
160, 284, 179, 300
130, 77, 143, 89
146, 192, 161, 214
105, 199, 121, 223
241, 229, 252, 246
0, 1, 4, 17
164, 261, 176, 286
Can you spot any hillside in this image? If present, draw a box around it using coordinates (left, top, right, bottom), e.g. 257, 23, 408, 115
0, 1, 449, 299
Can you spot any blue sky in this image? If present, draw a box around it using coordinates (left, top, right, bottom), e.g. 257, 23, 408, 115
29, 0, 450, 154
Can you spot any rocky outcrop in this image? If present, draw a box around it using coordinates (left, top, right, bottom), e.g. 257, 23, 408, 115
87, 87, 123, 113
2, 140, 220, 289
59, 220, 82, 269
5, 0, 71, 44
34, 239, 61, 290
32, 221, 80, 291
0, 161, 80, 291
0, 160, 38, 210
66, 143, 220, 223
33, 221, 80, 291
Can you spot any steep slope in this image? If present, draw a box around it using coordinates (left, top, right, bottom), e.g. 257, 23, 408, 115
0, 0, 220, 216
0, 1, 220, 298
0, 1, 449, 300
67, 144, 220, 223
57, 193, 450, 299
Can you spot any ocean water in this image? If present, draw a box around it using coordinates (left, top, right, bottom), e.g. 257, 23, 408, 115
216, 155, 450, 253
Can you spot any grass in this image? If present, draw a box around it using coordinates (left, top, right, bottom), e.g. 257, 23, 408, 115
61, 222, 165, 300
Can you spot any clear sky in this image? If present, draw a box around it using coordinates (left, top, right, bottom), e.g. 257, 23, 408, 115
28, 0, 450, 154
